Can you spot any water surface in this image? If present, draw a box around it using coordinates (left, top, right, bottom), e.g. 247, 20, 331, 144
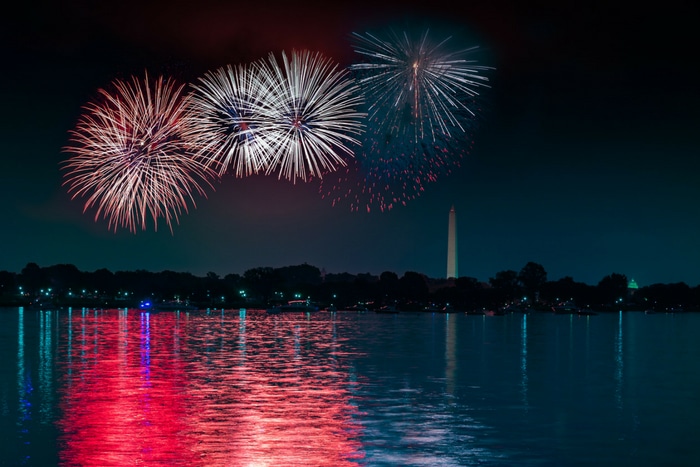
1, 307, 699, 466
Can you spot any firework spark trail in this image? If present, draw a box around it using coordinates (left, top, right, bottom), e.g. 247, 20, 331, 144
62, 28, 489, 226
187, 63, 277, 178
255, 50, 366, 183
320, 28, 492, 212
62, 72, 217, 233
351, 29, 490, 144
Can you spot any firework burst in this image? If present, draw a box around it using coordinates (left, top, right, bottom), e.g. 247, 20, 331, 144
187, 63, 277, 178
254, 50, 366, 183
351, 28, 490, 147
61, 72, 217, 233
320, 28, 492, 212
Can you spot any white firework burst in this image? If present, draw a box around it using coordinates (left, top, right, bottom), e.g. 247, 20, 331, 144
254, 50, 366, 183
351, 28, 491, 144
61, 72, 217, 233
186, 63, 277, 178
318, 28, 493, 213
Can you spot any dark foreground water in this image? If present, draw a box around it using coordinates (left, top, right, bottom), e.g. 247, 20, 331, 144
1, 307, 699, 466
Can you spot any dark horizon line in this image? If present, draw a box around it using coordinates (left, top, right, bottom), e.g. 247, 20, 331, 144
4, 261, 699, 290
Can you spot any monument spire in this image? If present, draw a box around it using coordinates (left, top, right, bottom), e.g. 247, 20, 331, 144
447, 205, 458, 279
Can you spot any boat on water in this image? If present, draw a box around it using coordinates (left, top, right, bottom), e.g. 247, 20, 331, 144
552, 301, 581, 314
267, 299, 319, 313
552, 302, 598, 315
485, 309, 506, 316
139, 300, 199, 311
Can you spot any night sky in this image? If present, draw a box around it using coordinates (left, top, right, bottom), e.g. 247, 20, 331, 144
1, 0, 697, 287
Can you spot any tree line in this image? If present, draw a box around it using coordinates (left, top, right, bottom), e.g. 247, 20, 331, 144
0, 261, 697, 312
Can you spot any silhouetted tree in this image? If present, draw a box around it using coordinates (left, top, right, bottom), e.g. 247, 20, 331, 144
203, 272, 228, 303
243, 267, 284, 304
277, 263, 322, 288
114, 270, 155, 298
518, 262, 547, 302
378, 271, 400, 302
86, 268, 116, 295
20, 262, 45, 294
43, 264, 82, 293
489, 270, 521, 303
453, 276, 486, 310
596, 273, 628, 305
154, 270, 179, 298
11, 259, 700, 311
541, 276, 592, 304
223, 273, 243, 303
0, 270, 17, 297
351, 274, 378, 304
691, 285, 700, 310
324, 272, 356, 283
317, 279, 361, 308
639, 282, 691, 310
398, 271, 429, 303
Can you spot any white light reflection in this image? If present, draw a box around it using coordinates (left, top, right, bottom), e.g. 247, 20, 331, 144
17, 307, 28, 422
615, 310, 623, 409
39, 310, 53, 421
445, 313, 456, 395
520, 314, 528, 409
294, 324, 301, 359
239, 308, 247, 359
140, 312, 151, 383
80, 308, 87, 366
67, 308, 73, 379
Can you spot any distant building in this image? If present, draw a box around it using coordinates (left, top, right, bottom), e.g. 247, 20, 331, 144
447, 205, 458, 279
628, 278, 639, 297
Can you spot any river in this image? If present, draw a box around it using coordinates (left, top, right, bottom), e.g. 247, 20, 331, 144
1, 307, 699, 466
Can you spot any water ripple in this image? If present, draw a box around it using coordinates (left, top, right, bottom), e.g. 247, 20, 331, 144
56, 309, 365, 466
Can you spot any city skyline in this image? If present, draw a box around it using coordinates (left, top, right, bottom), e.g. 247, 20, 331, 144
1, 1, 697, 287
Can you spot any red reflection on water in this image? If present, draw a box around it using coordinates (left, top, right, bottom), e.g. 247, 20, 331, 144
57, 310, 364, 466
57, 310, 198, 466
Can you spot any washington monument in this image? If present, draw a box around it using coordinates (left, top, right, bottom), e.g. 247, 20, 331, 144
447, 205, 458, 279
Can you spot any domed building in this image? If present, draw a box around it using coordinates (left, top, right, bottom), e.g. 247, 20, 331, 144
628, 278, 639, 297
